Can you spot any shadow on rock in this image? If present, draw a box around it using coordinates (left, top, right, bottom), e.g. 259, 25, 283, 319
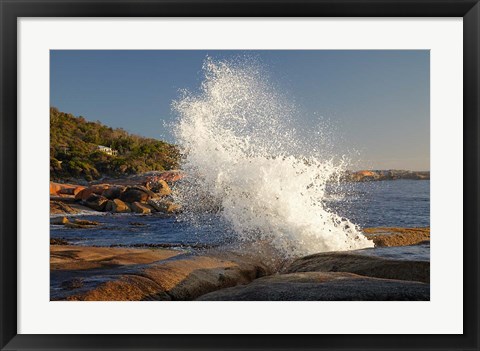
197, 272, 430, 301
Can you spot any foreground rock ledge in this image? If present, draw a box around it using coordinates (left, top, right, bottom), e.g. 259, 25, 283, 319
284, 251, 429, 283
197, 272, 430, 301
51, 243, 429, 301
51, 246, 271, 301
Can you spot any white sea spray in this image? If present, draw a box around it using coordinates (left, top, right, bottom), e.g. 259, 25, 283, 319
172, 57, 373, 256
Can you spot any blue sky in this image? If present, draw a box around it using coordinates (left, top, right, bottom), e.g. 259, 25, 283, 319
50, 50, 429, 171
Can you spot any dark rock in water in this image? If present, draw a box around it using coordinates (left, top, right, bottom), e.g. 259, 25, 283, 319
50, 238, 69, 245
75, 184, 110, 201
51, 217, 99, 229
50, 201, 79, 215
120, 186, 156, 203
102, 186, 126, 200
129, 222, 146, 226
83, 193, 109, 211
50, 200, 93, 215
148, 199, 181, 214
50, 196, 78, 204
51, 216, 70, 225
50, 217, 98, 227
283, 252, 429, 283
64, 222, 95, 229
73, 219, 99, 226
120, 189, 148, 203
129, 201, 154, 214
61, 278, 84, 290
145, 178, 172, 196
105, 198, 131, 213
197, 272, 430, 301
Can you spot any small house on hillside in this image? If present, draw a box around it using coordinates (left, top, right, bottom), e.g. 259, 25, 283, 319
97, 145, 118, 156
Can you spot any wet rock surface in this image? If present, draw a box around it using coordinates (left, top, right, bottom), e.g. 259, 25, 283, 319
120, 186, 156, 203
129, 201, 154, 214
50, 217, 99, 229
197, 272, 430, 301
105, 198, 131, 213
51, 246, 271, 301
51, 242, 429, 301
83, 193, 109, 211
50, 201, 80, 215
283, 251, 429, 283
50, 238, 70, 245
148, 199, 181, 214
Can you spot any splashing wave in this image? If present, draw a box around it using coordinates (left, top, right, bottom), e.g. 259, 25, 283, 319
173, 57, 373, 256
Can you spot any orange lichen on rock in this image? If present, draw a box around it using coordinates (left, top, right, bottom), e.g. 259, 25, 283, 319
363, 227, 430, 247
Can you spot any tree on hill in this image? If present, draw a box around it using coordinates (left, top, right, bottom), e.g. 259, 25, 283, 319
50, 107, 179, 181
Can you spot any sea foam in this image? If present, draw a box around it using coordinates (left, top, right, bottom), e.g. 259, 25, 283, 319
173, 57, 373, 256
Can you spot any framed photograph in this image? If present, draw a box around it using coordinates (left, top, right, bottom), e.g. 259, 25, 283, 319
1, 0, 478, 350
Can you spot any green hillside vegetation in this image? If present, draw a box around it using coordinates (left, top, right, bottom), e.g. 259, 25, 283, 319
50, 107, 180, 181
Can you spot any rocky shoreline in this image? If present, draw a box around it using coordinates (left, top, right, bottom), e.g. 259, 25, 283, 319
50, 170, 430, 301
50, 227, 430, 301
50, 171, 183, 216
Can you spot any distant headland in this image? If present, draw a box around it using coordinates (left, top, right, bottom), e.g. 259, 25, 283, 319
343, 170, 429, 182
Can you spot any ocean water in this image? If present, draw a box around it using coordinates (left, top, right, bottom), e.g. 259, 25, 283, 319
51, 179, 430, 260
326, 179, 430, 228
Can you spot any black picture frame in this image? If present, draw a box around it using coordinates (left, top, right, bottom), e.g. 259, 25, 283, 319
1, 0, 478, 350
